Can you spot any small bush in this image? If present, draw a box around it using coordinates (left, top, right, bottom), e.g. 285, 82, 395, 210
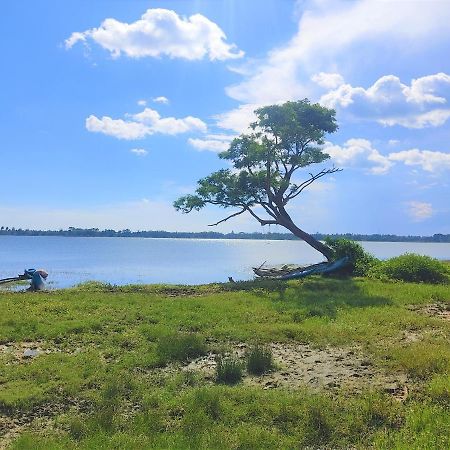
215, 356, 242, 384
374, 253, 448, 283
156, 333, 207, 363
246, 345, 274, 375
324, 237, 378, 276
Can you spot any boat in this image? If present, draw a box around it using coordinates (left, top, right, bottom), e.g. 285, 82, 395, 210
253, 257, 350, 280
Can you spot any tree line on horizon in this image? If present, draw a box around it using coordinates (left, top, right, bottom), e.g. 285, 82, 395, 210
0, 226, 449, 243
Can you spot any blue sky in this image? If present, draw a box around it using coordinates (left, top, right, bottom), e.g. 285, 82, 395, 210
1, 0, 449, 235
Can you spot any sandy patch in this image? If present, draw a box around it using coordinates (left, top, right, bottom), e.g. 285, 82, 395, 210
0, 341, 84, 364
184, 342, 408, 400
0, 398, 89, 450
409, 302, 450, 321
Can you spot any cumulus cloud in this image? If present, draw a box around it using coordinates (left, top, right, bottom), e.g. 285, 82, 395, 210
65, 8, 244, 61
323, 138, 450, 176
86, 115, 149, 140
388, 149, 450, 173
130, 148, 148, 156
188, 134, 235, 152
153, 96, 169, 104
407, 201, 434, 221
311, 72, 344, 89
132, 108, 207, 134
320, 73, 450, 128
86, 107, 207, 140
137, 99, 147, 106
217, 0, 450, 132
215, 103, 259, 133
324, 139, 392, 175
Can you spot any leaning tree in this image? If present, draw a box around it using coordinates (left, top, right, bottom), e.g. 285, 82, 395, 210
174, 99, 341, 261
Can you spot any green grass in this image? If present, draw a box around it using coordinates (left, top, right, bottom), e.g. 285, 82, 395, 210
1, 276, 449, 449
215, 356, 243, 384
246, 344, 274, 375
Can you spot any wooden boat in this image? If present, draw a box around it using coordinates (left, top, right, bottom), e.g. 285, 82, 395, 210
0, 269, 48, 289
253, 257, 350, 280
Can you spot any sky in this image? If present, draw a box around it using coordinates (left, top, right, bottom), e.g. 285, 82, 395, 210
1, 0, 450, 235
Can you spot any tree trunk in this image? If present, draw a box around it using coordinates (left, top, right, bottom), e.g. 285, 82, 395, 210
278, 218, 333, 261
273, 202, 333, 261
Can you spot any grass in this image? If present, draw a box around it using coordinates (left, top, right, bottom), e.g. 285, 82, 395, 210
0, 275, 449, 448
215, 356, 243, 384
246, 344, 274, 375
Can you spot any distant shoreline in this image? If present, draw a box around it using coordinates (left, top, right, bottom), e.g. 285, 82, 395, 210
0, 228, 449, 243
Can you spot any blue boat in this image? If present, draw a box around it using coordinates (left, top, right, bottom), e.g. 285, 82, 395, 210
254, 257, 350, 280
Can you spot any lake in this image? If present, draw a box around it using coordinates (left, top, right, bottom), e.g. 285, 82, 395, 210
1, 236, 449, 288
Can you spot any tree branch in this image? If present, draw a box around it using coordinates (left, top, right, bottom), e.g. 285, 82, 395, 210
284, 167, 341, 203
208, 208, 246, 226
245, 206, 279, 226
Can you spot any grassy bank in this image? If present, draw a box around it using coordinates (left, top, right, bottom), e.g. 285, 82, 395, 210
1, 277, 449, 449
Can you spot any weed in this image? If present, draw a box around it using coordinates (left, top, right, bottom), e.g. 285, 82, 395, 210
246, 344, 274, 375
215, 356, 243, 384
156, 332, 207, 363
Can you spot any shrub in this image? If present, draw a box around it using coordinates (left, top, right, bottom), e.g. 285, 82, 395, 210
246, 345, 274, 375
324, 237, 378, 276
375, 253, 448, 283
156, 333, 207, 363
215, 356, 242, 384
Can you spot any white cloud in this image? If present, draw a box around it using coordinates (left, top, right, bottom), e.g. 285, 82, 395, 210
311, 72, 344, 89
65, 31, 86, 49
188, 133, 235, 152
378, 109, 450, 129
132, 108, 207, 134
86, 107, 207, 139
323, 138, 450, 176
137, 99, 147, 106
324, 139, 393, 175
130, 148, 148, 156
153, 96, 169, 104
65, 8, 244, 61
86, 115, 149, 140
217, 0, 450, 132
215, 103, 258, 133
320, 73, 450, 128
407, 201, 434, 222
388, 149, 450, 173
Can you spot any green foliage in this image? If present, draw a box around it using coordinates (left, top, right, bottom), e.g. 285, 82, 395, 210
215, 356, 243, 384
372, 253, 449, 283
174, 100, 339, 258
156, 333, 207, 363
246, 345, 274, 375
325, 237, 378, 276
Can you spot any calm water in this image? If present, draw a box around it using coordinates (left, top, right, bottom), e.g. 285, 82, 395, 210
1, 236, 449, 288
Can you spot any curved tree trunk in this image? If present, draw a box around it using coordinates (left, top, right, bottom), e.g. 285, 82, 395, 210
274, 203, 333, 261
280, 220, 333, 261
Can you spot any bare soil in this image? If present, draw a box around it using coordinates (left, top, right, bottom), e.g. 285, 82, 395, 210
409, 302, 450, 321
185, 342, 408, 400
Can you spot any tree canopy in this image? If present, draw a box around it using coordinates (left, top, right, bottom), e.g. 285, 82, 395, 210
174, 99, 340, 260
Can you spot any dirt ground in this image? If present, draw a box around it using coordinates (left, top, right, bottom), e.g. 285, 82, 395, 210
185, 341, 409, 400
410, 302, 450, 321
